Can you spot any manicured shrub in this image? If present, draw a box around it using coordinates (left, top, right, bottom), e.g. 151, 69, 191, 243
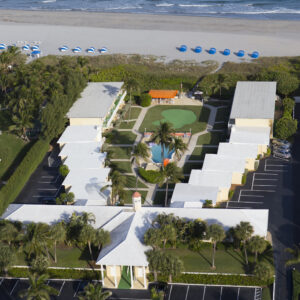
228, 190, 235, 199
140, 93, 152, 107
138, 168, 162, 183
275, 117, 298, 140
59, 164, 69, 177
283, 97, 295, 115
254, 262, 274, 283
0, 139, 50, 215
242, 170, 248, 185
8, 267, 102, 280
147, 273, 273, 286
262, 286, 272, 300
203, 200, 213, 208
56, 192, 75, 205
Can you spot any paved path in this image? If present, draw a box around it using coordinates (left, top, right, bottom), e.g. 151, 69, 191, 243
106, 144, 134, 147
178, 104, 218, 168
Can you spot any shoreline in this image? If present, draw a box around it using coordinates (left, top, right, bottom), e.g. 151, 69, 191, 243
0, 9, 299, 63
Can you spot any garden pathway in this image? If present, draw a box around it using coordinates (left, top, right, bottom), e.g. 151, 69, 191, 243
177, 104, 218, 168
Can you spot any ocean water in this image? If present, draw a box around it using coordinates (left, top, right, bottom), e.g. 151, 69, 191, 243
1, 0, 300, 20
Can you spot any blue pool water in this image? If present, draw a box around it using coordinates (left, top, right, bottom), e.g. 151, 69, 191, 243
150, 143, 174, 163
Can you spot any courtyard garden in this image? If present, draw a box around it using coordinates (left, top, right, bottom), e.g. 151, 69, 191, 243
139, 105, 210, 133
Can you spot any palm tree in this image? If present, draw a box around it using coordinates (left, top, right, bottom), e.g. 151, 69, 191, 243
212, 74, 229, 97
0, 244, 15, 275
124, 78, 139, 121
159, 224, 177, 249
162, 254, 184, 283
285, 244, 300, 266
95, 228, 111, 251
19, 273, 58, 300
50, 222, 66, 263
158, 162, 184, 207
248, 235, 267, 262
132, 143, 150, 166
253, 262, 274, 282
207, 224, 225, 269
144, 228, 162, 250
101, 170, 126, 205
80, 212, 96, 226
146, 250, 164, 281
79, 225, 96, 260
234, 221, 254, 265
0, 222, 20, 246
151, 122, 174, 166
78, 283, 112, 300
23, 223, 52, 259
171, 137, 188, 160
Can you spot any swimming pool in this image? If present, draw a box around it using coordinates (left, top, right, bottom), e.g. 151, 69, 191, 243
149, 143, 174, 163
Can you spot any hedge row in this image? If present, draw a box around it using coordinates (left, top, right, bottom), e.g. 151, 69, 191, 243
0, 139, 50, 215
148, 273, 273, 287
8, 267, 102, 280
138, 168, 162, 184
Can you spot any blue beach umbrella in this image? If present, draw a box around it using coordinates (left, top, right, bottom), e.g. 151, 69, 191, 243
59, 45, 69, 52
99, 47, 108, 53
31, 50, 41, 56
237, 50, 245, 57
72, 47, 82, 53
179, 45, 187, 52
194, 46, 202, 53
22, 44, 30, 51
87, 47, 95, 53
223, 49, 231, 56
0, 44, 6, 50
209, 47, 216, 54
251, 51, 259, 59
31, 45, 40, 51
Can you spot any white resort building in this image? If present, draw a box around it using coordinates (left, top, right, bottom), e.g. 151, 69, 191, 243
171, 81, 277, 208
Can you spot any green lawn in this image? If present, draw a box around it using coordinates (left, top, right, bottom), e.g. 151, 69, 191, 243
123, 107, 142, 120
105, 131, 137, 145
215, 107, 230, 122
0, 133, 30, 180
110, 161, 133, 173
118, 266, 131, 289
108, 147, 132, 159
123, 190, 148, 204
182, 162, 203, 174
189, 147, 218, 161
124, 175, 148, 189
119, 121, 136, 130
164, 243, 274, 274
139, 105, 210, 133
196, 132, 227, 145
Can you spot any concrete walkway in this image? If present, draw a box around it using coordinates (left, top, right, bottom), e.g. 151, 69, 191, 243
178, 104, 218, 168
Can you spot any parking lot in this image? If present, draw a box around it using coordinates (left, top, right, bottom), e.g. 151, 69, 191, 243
14, 145, 63, 204
223, 156, 290, 210
165, 284, 261, 300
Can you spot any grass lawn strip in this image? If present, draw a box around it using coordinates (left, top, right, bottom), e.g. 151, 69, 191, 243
196, 132, 226, 145
0, 133, 29, 180
123, 107, 142, 120
164, 243, 274, 274
119, 121, 136, 130
106, 131, 137, 145
124, 175, 148, 189
189, 147, 218, 161
110, 161, 133, 173
182, 162, 203, 174
107, 147, 132, 159
123, 190, 147, 204
139, 105, 210, 133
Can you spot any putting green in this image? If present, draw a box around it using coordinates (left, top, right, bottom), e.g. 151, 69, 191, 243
152, 109, 197, 129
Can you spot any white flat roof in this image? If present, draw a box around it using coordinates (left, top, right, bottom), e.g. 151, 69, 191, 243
67, 82, 124, 119
63, 169, 111, 205
2, 205, 269, 267
58, 125, 102, 144
230, 81, 276, 120
171, 183, 219, 206
59, 142, 102, 158
63, 153, 106, 170
202, 154, 246, 174
218, 143, 259, 159
189, 170, 232, 189
229, 126, 270, 145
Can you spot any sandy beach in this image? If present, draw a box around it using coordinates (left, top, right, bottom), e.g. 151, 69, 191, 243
0, 10, 299, 63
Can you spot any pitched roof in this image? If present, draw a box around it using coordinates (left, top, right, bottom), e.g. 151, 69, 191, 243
230, 81, 276, 120
189, 170, 232, 189
218, 143, 259, 159
149, 90, 178, 99
67, 82, 124, 119
229, 126, 270, 145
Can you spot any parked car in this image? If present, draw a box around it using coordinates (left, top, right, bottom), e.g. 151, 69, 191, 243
272, 138, 291, 147
273, 144, 291, 152
273, 151, 291, 160
273, 148, 291, 157
39, 197, 56, 204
